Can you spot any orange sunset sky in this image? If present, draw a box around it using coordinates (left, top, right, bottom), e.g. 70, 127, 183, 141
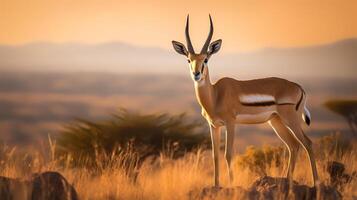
0, 0, 357, 52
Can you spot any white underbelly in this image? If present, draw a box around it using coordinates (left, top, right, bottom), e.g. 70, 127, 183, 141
236, 111, 276, 124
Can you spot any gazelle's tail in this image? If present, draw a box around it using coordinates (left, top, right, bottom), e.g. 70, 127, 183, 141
298, 89, 311, 126
302, 105, 311, 126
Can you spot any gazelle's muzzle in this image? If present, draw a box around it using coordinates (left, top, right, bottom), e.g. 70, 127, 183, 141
193, 72, 201, 81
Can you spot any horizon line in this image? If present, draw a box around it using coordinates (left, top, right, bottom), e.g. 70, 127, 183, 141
0, 37, 356, 54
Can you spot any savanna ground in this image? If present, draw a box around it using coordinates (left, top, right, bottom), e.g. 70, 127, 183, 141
1, 129, 356, 199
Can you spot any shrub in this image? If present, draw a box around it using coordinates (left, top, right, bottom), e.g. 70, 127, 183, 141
236, 145, 284, 176
56, 109, 209, 167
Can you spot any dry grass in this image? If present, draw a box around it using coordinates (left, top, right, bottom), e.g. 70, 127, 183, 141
0, 136, 356, 200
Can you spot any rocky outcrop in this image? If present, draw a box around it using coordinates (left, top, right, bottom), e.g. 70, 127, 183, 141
327, 161, 356, 188
31, 172, 78, 200
0, 171, 78, 200
189, 176, 341, 200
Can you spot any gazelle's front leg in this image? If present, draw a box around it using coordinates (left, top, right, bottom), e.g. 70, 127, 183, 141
225, 122, 235, 184
210, 124, 221, 187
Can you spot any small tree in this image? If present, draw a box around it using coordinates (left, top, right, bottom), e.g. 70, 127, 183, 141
325, 100, 357, 134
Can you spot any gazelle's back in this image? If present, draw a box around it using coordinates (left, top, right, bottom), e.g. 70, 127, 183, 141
214, 77, 302, 105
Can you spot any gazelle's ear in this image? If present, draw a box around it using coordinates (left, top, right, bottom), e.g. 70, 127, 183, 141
172, 41, 188, 56
208, 39, 222, 56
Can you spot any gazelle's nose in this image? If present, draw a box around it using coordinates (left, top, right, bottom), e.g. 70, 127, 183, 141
193, 72, 201, 81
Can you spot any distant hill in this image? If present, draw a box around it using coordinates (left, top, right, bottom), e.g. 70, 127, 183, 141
0, 42, 178, 73
216, 38, 357, 79
0, 39, 356, 78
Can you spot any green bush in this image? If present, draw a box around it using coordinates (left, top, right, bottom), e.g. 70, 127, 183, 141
56, 109, 209, 167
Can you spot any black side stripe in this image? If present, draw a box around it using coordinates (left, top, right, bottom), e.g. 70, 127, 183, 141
295, 88, 304, 110
241, 101, 295, 107
278, 103, 296, 106
241, 101, 276, 106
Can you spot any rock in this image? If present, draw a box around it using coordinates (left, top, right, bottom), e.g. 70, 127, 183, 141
327, 161, 354, 188
188, 176, 341, 200
0, 171, 78, 200
31, 172, 78, 200
327, 161, 345, 177
250, 176, 341, 200
250, 176, 314, 200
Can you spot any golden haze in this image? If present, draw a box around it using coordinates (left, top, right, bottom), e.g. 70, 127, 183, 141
0, 0, 357, 52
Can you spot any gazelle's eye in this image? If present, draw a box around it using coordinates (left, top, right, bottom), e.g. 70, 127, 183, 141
204, 58, 208, 63
187, 59, 191, 63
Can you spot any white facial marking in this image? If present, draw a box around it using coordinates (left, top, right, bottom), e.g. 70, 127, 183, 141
240, 94, 275, 103
191, 60, 196, 70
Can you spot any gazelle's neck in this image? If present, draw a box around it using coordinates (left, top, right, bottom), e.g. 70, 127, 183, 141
194, 70, 215, 117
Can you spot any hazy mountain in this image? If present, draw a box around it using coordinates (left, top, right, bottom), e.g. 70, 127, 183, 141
0, 39, 356, 78
216, 38, 357, 79
0, 42, 178, 73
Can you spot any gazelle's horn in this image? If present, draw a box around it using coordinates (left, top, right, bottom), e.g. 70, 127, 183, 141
185, 15, 195, 54
200, 15, 213, 54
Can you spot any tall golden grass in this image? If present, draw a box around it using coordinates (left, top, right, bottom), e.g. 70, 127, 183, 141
0, 133, 356, 200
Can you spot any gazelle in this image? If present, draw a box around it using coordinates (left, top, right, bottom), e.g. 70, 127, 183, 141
172, 15, 319, 187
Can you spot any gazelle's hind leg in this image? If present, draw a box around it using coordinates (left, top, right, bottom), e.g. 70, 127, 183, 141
278, 108, 319, 187
269, 115, 300, 180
